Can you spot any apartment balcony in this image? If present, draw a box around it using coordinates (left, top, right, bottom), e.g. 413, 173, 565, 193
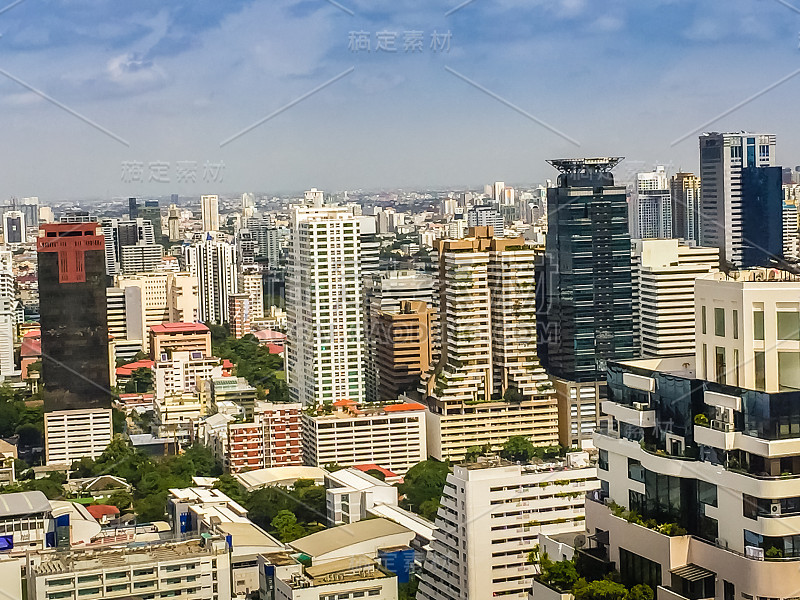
601, 401, 657, 428
693, 424, 800, 458
693, 424, 736, 451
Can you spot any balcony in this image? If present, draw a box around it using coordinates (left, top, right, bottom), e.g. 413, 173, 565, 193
693, 425, 736, 451
601, 401, 656, 428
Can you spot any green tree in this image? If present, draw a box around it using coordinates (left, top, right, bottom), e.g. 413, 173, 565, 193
108, 490, 134, 511
397, 459, 450, 518
503, 386, 524, 403
271, 510, 307, 542
500, 436, 536, 463
626, 585, 654, 600
571, 578, 631, 600
539, 555, 579, 592
214, 473, 244, 503
365, 469, 386, 481
464, 444, 491, 463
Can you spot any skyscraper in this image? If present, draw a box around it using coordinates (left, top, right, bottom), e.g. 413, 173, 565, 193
184, 235, 238, 324
632, 166, 671, 239
699, 132, 776, 267
537, 157, 634, 382
0, 252, 16, 377
37, 223, 112, 464
670, 172, 701, 245
740, 165, 783, 267
201, 195, 220, 232
286, 200, 365, 406
168, 203, 181, 242
139, 200, 163, 246
3, 210, 25, 244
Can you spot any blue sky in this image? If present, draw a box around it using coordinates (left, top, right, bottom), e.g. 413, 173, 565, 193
1, 0, 799, 200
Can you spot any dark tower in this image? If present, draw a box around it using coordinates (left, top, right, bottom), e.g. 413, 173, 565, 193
537, 157, 634, 382
37, 223, 111, 411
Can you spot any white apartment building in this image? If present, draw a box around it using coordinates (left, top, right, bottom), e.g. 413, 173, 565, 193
154, 351, 225, 397
0, 251, 16, 378
109, 271, 199, 352
695, 269, 800, 391
425, 232, 559, 461
416, 454, 598, 600
26, 537, 232, 600
700, 132, 776, 267
238, 270, 264, 319
120, 243, 163, 274
286, 200, 365, 406
201, 194, 220, 232
155, 394, 206, 445
44, 409, 112, 466
632, 239, 719, 358
302, 401, 426, 475
783, 197, 799, 261
632, 166, 672, 239
184, 237, 238, 324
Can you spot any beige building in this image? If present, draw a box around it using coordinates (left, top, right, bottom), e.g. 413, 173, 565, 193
632, 239, 719, 359
44, 409, 112, 466
150, 322, 212, 360
424, 229, 558, 461
238, 270, 264, 320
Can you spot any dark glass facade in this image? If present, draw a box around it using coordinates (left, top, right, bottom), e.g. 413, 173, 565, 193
740, 165, 783, 268
37, 223, 112, 412
537, 158, 634, 382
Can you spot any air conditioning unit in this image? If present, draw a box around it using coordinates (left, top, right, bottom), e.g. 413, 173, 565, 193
771, 502, 782, 517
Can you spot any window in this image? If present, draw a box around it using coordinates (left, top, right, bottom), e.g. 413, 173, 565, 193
628, 458, 645, 483
778, 352, 800, 392
598, 449, 608, 471
619, 548, 661, 590
755, 352, 766, 391
715, 347, 726, 385
733, 349, 740, 387
754, 310, 765, 341
698, 481, 717, 507
743, 494, 759, 520
733, 309, 739, 339
701, 306, 707, 334
778, 312, 800, 340
731, 145, 742, 159
702, 344, 708, 379
715, 308, 725, 336
724, 581, 735, 600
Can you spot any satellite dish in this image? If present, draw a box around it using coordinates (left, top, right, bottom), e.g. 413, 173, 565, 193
574, 534, 587, 549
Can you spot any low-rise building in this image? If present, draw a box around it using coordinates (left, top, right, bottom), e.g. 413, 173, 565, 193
302, 401, 426, 475
26, 536, 232, 600
44, 409, 112, 467
149, 322, 211, 360
325, 468, 398, 526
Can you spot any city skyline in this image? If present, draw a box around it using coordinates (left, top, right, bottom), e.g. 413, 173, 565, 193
1, 1, 800, 199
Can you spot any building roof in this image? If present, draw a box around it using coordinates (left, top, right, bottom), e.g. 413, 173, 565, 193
383, 402, 426, 412
367, 504, 437, 541
252, 329, 286, 342
20, 337, 41, 358
266, 344, 284, 355
215, 522, 283, 551
235, 466, 327, 491
352, 464, 399, 479
289, 518, 412, 557
86, 505, 119, 519
305, 554, 384, 581
115, 360, 154, 377
0, 491, 51, 517
150, 322, 210, 334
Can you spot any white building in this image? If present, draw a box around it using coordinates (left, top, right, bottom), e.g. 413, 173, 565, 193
466, 205, 504, 236
26, 537, 232, 600
44, 409, 112, 466
184, 236, 238, 324
700, 132, 776, 267
154, 351, 225, 397
286, 200, 365, 406
631, 239, 719, 358
0, 252, 16, 378
325, 468, 399, 526
119, 243, 163, 274
201, 194, 220, 232
632, 166, 672, 239
238, 270, 264, 320
416, 453, 598, 600
302, 401, 427, 475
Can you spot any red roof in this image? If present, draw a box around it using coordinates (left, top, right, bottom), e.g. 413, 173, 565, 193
20, 339, 41, 358
116, 359, 155, 377
383, 402, 426, 412
150, 322, 209, 334
253, 329, 287, 342
353, 464, 399, 478
266, 344, 284, 355
333, 399, 357, 407
222, 359, 234, 369
23, 329, 41, 338
86, 505, 120, 519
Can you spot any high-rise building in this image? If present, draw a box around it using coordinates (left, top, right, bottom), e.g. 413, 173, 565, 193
631, 239, 719, 358
670, 172, 701, 245
184, 235, 238, 324
100, 217, 158, 276
236, 229, 256, 267
139, 200, 163, 246
228, 293, 252, 339
3, 210, 25, 244
242, 192, 256, 219
238, 270, 264, 320
150, 322, 211, 360
364, 271, 437, 402
374, 300, 433, 401
201, 194, 220, 232
467, 204, 504, 236
424, 229, 558, 461
590, 270, 800, 599
286, 202, 365, 406
37, 222, 112, 464
167, 203, 182, 242
700, 132, 776, 267
632, 166, 672, 239
740, 165, 783, 267
537, 157, 634, 382
0, 252, 16, 378
119, 243, 163, 274
417, 454, 598, 600
783, 198, 799, 261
